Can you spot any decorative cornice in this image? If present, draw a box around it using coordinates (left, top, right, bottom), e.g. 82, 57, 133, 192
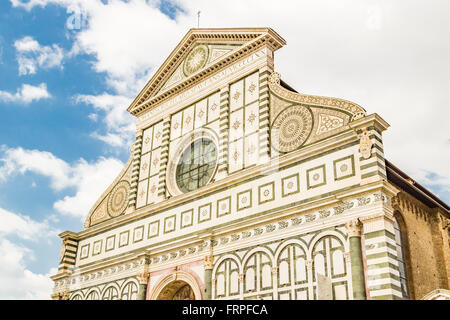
268, 72, 367, 120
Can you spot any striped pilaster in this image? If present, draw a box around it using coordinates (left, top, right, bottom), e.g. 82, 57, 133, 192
359, 127, 387, 185
58, 237, 78, 273
216, 87, 230, 180
156, 116, 171, 202
258, 69, 271, 163
127, 131, 143, 211
361, 213, 403, 300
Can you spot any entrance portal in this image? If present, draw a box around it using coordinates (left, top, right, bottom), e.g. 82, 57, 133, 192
156, 280, 195, 300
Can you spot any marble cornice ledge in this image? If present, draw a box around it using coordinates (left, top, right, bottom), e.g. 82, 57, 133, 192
74, 128, 360, 239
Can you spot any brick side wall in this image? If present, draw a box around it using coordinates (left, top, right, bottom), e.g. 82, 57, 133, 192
392, 188, 449, 299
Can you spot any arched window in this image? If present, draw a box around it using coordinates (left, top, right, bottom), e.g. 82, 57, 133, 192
102, 286, 119, 300
394, 216, 410, 299
121, 281, 138, 300
86, 290, 99, 300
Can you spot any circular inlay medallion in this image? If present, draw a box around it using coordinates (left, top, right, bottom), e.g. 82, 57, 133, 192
271, 105, 313, 152
107, 180, 130, 217
340, 164, 348, 172
183, 44, 209, 76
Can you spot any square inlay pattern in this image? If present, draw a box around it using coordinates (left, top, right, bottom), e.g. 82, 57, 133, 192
164, 215, 176, 233
198, 203, 212, 223
237, 189, 252, 211
217, 196, 231, 217
306, 165, 327, 189
282, 174, 300, 197
92, 240, 102, 256
105, 235, 115, 252
148, 221, 160, 239
181, 209, 194, 228
80, 244, 90, 259
259, 182, 275, 204
133, 226, 144, 243
119, 231, 130, 247
333, 155, 355, 181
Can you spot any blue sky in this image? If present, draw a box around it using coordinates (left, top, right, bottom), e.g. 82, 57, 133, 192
0, 0, 448, 299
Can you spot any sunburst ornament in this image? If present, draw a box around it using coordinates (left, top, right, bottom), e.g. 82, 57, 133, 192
183, 44, 209, 76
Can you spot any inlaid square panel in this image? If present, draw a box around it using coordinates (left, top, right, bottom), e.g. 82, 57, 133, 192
195, 98, 207, 129
207, 92, 220, 123
333, 155, 355, 181
182, 105, 195, 135
217, 196, 231, 217
306, 165, 326, 189
229, 109, 244, 142
181, 209, 194, 228
164, 215, 176, 233
133, 225, 144, 243
152, 121, 163, 149
105, 235, 115, 252
150, 147, 161, 176
80, 244, 90, 259
229, 79, 244, 112
244, 101, 259, 134
92, 239, 102, 256
198, 203, 212, 223
119, 230, 129, 248
136, 179, 148, 208
139, 152, 151, 181
237, 189, 252, 211
282, 173, 300, 197
244, 133, 258, 167
148, 221, 160, 239
228, 139, 243, 173
141, 126, 153, 154
259, 182, 275, 204
245, 72, 259, 105
170, 111, 182, 140
146, 175, 158, 204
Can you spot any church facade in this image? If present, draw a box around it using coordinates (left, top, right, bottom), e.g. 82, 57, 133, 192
50, 28, 450, 300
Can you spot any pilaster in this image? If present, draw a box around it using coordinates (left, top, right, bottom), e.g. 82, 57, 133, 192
216, 86, 230, 180
258, 67, 271, 164
360, 211, 403, 300
127, 131, 143, 212
157, 116, 171, 202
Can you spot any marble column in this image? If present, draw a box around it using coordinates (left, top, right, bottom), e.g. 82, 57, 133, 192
345, 219, 367, 300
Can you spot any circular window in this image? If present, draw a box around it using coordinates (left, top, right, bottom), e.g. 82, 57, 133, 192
175, 138, 217, 193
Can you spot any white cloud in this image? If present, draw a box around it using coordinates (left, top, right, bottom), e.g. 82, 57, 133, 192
14, 36, 64, 75
0, 207, 59, 299
53, 157, 125, 217
0, 146, 125, 219
75, 93, 135, 148
0, 83, 51, 104
0, 207, 58, 241
0, 239, 56, 299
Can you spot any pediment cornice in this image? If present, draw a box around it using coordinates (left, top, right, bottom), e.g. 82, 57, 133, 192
127, 28, 286, 117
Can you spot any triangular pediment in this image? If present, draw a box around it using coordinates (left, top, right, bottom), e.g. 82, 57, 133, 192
127, 28, 286, 116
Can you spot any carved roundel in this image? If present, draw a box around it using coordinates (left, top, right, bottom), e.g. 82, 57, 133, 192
183, 44, 209, 76
271, 105, 313, 153
107, 180, 130, 217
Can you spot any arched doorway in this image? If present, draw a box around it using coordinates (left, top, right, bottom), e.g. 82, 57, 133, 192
156, 280, 196, 300
150, 271, 203, 300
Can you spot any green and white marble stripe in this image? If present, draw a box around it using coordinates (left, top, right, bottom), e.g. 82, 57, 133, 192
128, 133, 143, 208
157, 117, 171, 199
218, 87, 230, 175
